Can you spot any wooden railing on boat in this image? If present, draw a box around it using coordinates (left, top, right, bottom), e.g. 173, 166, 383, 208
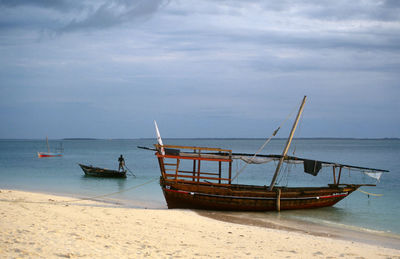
154, 144, 233, 185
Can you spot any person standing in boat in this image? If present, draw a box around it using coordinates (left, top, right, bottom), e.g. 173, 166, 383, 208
118, 155, 125, 171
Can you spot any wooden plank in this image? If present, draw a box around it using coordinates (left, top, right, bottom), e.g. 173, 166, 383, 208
276, 189, 281, 212
197, 152, 201, 183
155, 144, 232, 153
176, 170, 219, 176
164, 179, 233, 187
192, 159, 196, 182
219, 161, 222, 184
156, 153, 231, 162
157, 157, 166, 177
333, 166, 337, 185
175, 159, 180, 181
337, 166, 342, 185
229, 160, 232, 184
164, 173, 230, 181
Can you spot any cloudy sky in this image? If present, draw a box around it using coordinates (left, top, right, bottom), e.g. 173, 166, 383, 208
0, 0, 399, 139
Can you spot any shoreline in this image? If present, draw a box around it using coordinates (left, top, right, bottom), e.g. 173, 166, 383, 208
197, 211, 400, 250
1, 189, 399, 258
18, 187, 400, 248
3, 187, 400, 246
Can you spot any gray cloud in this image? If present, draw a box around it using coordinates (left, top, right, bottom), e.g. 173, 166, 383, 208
61, 0, 166, 32
0, 0, 167, 33
0, 0, 74, 10
289, 0, 400, 21
0, 0, 399, 138
254, 0, 400, 21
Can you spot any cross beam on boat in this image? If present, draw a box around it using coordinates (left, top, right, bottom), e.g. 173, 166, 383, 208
230, 152, 389, 173
137, 146, 388, 173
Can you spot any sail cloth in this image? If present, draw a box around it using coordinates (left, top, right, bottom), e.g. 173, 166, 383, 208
363, 171, 383, 181
230, 152, 388, 178
235, 155, 323, 176
234, 156, 275, 164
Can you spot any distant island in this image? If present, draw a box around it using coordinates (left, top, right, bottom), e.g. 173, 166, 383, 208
63, 138, 98, 140
138, 137, 400, 140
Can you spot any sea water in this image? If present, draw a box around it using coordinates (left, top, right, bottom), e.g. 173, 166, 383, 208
0, 138, 399, 236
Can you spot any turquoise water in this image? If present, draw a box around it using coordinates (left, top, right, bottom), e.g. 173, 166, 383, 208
0, 138, 399, 235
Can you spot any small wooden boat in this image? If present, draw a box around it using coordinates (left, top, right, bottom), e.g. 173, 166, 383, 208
145, 97, 388, 212
37, 136, 63, 158
79, 164, 127, 178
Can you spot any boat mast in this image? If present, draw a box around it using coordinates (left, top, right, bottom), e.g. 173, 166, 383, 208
269, 96, 307, 191
46, 136, 50, 153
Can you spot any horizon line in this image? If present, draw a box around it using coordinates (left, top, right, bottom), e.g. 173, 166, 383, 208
0, 137, 399, 141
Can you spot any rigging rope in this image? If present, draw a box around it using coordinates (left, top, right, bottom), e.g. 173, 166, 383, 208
124, 165, 136, 177
277, 161, 291, 187
61, 177, 159, 203
357, 189, 383, 197
232, 101, 301, 182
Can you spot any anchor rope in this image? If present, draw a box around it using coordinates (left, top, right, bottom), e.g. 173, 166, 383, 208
357, 189, 383, 197
0, 177, 159, 205
124, 165, 136, 177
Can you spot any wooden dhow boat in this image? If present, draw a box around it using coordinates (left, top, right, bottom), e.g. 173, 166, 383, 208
147, 96, 388, 211
79, 164, 127, 178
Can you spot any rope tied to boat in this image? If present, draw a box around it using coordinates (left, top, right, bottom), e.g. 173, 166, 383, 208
64, 177, 158, 203
124, 165, 136, 177
0, 177, 159, 205
357, 189, 383, 197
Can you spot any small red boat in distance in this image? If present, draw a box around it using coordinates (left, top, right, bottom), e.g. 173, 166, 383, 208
37, 152, 63, 158
37, 136, 63, 158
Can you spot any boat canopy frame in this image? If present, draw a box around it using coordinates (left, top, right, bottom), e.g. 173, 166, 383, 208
155, 144, 234, 186
152, 144, 388, 187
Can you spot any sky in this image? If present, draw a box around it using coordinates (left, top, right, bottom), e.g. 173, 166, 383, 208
0, 0, 399, 139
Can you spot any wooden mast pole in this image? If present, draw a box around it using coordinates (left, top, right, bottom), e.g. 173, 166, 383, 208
269, 96, 307, 191
46, 136, 50, 153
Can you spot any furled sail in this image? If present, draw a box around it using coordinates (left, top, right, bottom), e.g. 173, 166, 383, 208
230, 152, 388, 177
136, 146, 388, 179
233, 156, 274, 164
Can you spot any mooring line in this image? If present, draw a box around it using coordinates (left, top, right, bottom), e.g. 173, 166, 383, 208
357, 189, 383, 197
60, 177, 159, 203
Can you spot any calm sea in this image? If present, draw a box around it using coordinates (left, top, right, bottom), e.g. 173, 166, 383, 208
0, 138, 399, 236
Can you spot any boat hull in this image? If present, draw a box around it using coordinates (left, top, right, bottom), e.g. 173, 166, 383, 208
160, 178, 359, 211
38, 152, 62, 158
79, 164, 127, 178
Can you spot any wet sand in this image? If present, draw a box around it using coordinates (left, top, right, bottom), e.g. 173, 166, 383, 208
197, 211, 400, 250
1, 189, 399, 258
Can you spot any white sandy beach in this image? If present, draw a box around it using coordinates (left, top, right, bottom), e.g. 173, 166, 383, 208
1, 189, 399, 258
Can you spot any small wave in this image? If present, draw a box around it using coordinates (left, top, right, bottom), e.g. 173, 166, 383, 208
288, 214, 399, 239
